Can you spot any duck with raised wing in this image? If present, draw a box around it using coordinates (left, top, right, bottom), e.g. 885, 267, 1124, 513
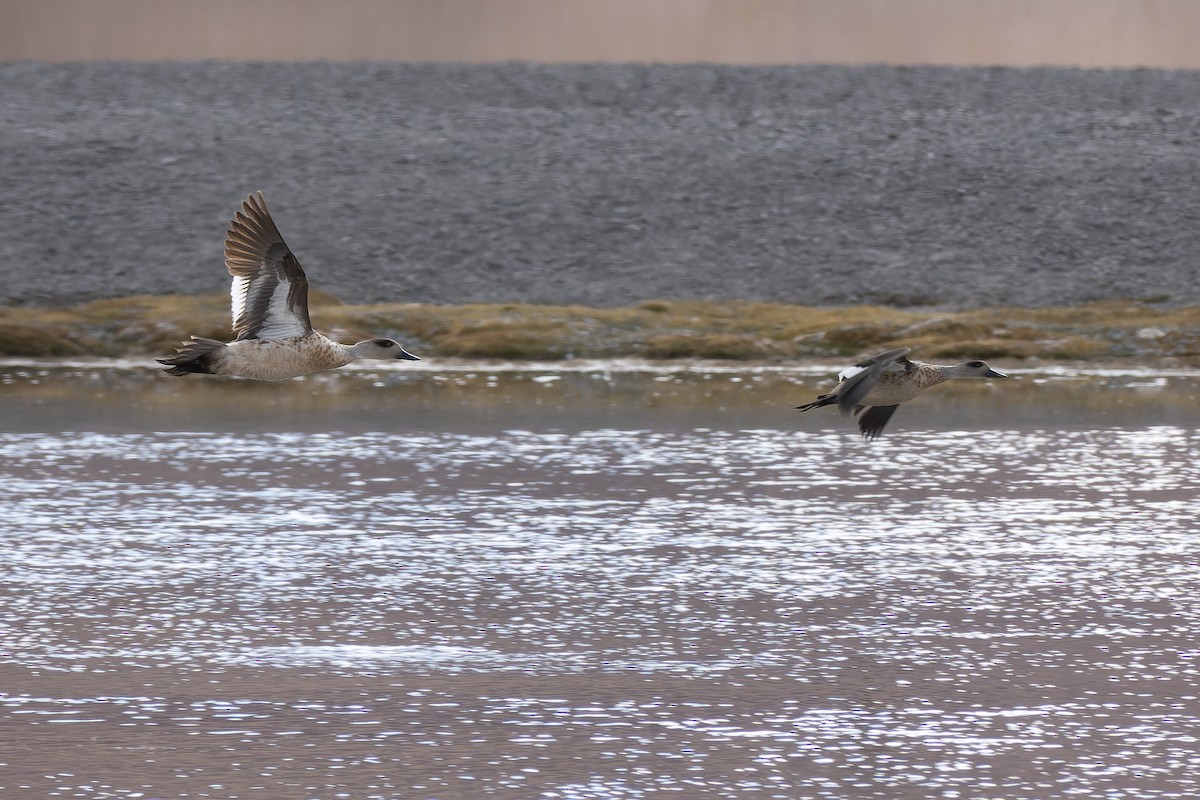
796, 347, 1007, 439
158, 192, 419, 381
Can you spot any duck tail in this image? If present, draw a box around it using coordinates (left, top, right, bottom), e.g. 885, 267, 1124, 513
157, 337, 226, 376
795, 393, 839, 413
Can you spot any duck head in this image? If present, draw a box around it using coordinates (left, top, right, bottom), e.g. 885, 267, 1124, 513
350, 338, 421, 361
951, 359, 1006, 379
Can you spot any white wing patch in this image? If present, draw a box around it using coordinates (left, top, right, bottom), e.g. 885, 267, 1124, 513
230, 277, 248, 332
840, 359, 908, 382
838, 365, 867, 382
256, 275, 308, 339
230, 273, 309, 341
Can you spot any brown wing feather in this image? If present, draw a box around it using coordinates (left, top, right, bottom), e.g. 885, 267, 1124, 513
224, 192, 312, 340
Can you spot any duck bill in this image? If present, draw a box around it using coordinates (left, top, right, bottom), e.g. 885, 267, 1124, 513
397, 348, 421, 361
985, 368, 1007, 378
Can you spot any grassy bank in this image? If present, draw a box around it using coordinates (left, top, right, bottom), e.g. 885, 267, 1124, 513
1, 294, 1197, 364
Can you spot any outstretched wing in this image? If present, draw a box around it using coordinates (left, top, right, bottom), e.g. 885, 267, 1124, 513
223, 192, 313, 341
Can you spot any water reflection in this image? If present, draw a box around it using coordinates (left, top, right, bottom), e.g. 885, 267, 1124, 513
2, 357, 1200, 434
2, 380, 1199, 798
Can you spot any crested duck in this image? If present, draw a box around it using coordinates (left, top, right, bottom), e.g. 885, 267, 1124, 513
796, 347, 1007, 439
158, 192, 419, 380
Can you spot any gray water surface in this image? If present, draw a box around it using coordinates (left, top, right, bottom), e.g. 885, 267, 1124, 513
2, 363, 1199, 799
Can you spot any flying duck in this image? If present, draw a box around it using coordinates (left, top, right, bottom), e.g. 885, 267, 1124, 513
796, 347, 1007, 439
158, 192, 419, 381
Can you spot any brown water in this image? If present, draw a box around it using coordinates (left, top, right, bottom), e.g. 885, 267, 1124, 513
2, 360, 1200, 799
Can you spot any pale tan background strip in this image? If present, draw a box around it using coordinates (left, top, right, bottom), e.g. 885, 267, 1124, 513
2, 0, 1199, 67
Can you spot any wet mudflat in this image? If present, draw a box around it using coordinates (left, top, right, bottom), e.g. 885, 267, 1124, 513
1, 361, 1199, 799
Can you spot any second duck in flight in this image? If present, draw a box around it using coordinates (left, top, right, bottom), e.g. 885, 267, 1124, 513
796, 347, 1007, 439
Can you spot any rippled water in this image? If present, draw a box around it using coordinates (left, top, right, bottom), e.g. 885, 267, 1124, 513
2, 362, 1200, 798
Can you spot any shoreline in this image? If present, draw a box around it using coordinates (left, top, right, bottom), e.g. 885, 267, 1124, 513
5, 349, 1199, 436
1, 295, 1197, 366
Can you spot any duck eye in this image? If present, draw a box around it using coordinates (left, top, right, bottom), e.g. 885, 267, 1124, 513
966, 360, 983, 368
375, 339, 394, 347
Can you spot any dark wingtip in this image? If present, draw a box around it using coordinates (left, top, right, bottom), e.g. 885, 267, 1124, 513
855, 404, 899, 439
156, 338, 225, 376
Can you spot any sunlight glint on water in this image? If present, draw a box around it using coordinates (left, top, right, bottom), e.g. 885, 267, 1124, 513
1, 425, 1198, 799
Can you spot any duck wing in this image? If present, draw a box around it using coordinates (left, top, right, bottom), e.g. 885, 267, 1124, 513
224, 192, 313, 341
836, 347, 912, 412
856, 404, 900, 439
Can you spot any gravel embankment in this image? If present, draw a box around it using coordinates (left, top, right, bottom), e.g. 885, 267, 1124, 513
2, 62, 1199, 309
